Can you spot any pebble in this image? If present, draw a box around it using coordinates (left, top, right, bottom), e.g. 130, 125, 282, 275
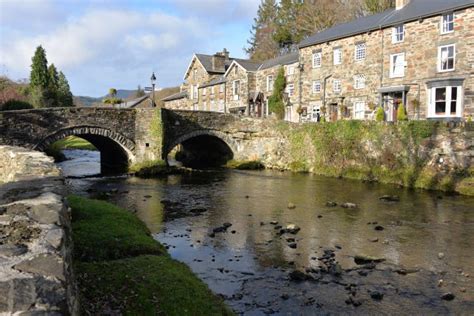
438, 279, 444, 287
370, 291, 384, 301
374, 225, 384, 231
288, 242, 297, 249
341, 202, 358, 209
288, 203, 296, 209
369, 238, 379, 242
438, 252, 445, 260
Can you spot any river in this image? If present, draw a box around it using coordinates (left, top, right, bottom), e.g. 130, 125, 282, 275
60, 149, 474, 315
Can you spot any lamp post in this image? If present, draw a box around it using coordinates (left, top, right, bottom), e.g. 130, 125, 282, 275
150, 72, 157, 107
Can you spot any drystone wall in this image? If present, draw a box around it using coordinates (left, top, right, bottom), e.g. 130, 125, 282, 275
0, 146, 78, 314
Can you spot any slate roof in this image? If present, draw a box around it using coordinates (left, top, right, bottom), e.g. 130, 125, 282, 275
162, 91, 187, 101
234, 59, 262, 72
199, 76, 226, 89
259, 52, 299, 70
299, 0, 474, 48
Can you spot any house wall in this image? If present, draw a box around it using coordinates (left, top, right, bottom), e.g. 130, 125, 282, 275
225, 65, 252, 113
299, 6, 474, 121
198, 83, 226, 112
163, 97, 189, 110
184, 58, 215, 109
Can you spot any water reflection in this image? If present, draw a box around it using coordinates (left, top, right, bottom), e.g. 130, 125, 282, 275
62, 151, 474, 314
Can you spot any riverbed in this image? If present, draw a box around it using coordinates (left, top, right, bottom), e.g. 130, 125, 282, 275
61, 149, 474, 315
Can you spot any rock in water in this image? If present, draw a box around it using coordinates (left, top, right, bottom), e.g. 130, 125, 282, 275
288, 242, 297, 249
285, 224, 301, 234
374, 225, 384, 231
370, 291, 384, 300
341, 203, 358, 209
441, 293, 455, 301
354, 255, 385, 265
379, 195, 400, 202
287, 203, 296, 209
438, 252, 445, 260
325, 201, 338, 207
289, 270, 308, 281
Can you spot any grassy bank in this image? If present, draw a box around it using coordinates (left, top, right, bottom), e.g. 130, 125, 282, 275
46, 136, 97, 162
68, 195, 233, 315
226, 160, 265, 170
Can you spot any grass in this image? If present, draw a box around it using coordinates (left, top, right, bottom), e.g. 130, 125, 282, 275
128, 159, 179, 178
226, 159, 265, 170
68, 195, 233, 315
45, 136, 97, 162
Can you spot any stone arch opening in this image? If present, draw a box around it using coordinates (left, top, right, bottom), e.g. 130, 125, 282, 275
165, 130, 235, 169
35, 126, 135, 174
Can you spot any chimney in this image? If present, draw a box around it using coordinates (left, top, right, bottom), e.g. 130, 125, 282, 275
396, 0, 410, 10
212, 49, 229, 71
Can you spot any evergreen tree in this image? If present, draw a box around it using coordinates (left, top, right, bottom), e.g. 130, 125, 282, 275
48, 64, 60, 107
245, 0, 279, 61
57, 71, 74, 107
30, 46, 49, 89
273, 0, 301, 53
268, 67, 286, 119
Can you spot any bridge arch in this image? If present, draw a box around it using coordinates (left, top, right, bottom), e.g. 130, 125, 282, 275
164, 130, 236, 168
35, 126, 136, 173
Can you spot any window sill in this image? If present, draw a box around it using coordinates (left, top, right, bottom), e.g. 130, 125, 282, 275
389, 74, 405, 78
440, 31, 454, 35
437, 69, 455, 73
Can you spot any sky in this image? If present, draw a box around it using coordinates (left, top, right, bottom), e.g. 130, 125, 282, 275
0, 0, 260, 97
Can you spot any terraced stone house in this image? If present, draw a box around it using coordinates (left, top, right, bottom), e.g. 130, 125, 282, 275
164, 0, 473, 122
298, 0, 474, 122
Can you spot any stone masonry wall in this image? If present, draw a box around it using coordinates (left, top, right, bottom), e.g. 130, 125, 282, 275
0, 146, 78, 314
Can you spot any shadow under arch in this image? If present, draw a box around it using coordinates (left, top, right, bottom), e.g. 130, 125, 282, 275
34, 126, 136, 174
164, 130, 236, 168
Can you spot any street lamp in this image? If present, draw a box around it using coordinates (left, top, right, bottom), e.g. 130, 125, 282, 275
150, 72, 157, 107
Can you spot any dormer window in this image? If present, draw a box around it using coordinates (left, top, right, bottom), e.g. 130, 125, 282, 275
392, 25, 404, 43
441, 13, 454, 34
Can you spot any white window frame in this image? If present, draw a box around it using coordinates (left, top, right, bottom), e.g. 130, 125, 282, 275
287, 66, 295, 75
333, 47, 342, 65
438, 44, 455, 72
392, 25, 404, 43
312, 81, 321, 94
441, 13, 454, 34
312, 51, 322, 68
232, 80, 240, 100
266, 75, 274, 92
286, 83, 295, 97
218, 100, 224, 113
390, 53, 405, 78
353, 101, 366, 120
428, 85, 463, 118
202, 87, 207, 96
355, 42, 366, 61
354, 74, 366, 89
211, 86, 215, 95
219, 84, 224, 93
333, 79, 341, 93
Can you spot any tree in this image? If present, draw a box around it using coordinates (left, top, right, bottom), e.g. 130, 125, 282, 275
109, 88, 117, 98
103, 88, 122, 107
273, 0, 301, 53
57, 71, 74, 107
135, 85, 145, 98
364, 0, 394, 14
30, 46, 49, 89
245, 0, 279, 61
47, 64, 60, 107
268, 67, 286, 119
376, 107, 385, 121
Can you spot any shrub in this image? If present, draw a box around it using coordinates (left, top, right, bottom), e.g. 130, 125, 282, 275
375, 107, 385, 122
0, 99, 33, 111
397, 103, 408, 121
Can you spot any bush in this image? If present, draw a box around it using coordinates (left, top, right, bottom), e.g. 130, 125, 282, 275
397, 103, 408, 121
0, 99, 33, 111
375, 107, 385, 122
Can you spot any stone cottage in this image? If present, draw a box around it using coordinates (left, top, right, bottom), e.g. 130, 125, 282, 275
298, 0, 474, 122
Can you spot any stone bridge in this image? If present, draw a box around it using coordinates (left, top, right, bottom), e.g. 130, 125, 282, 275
0, 108, 282, 171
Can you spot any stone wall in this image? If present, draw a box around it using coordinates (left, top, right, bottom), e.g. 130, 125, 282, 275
0, 146, 78, 314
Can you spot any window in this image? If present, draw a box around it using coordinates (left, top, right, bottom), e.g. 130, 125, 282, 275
210, 100, 215, 111
219, 84, 224, 93
312, 51, 322, 68
211, 86, 215, 95
202, 88, 207, 96
354, 74, 366, 89
390, 53, 405, 77
232, 80, 240, 100
312, 81, 321, 94
193, 85, 198, 99
441, 13, 454, 34
438, 44, 455, 72
287, 66, 295, 75
354, 101, 366, 120
333, 79, 341, 93
429, 86, 462, 117
286, 84, 295, 97
333, 48, 342, 65
355, 42, 366, 61
266, 75, 274, 92
218, 100, 225, 112
392, 25, 404, 43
